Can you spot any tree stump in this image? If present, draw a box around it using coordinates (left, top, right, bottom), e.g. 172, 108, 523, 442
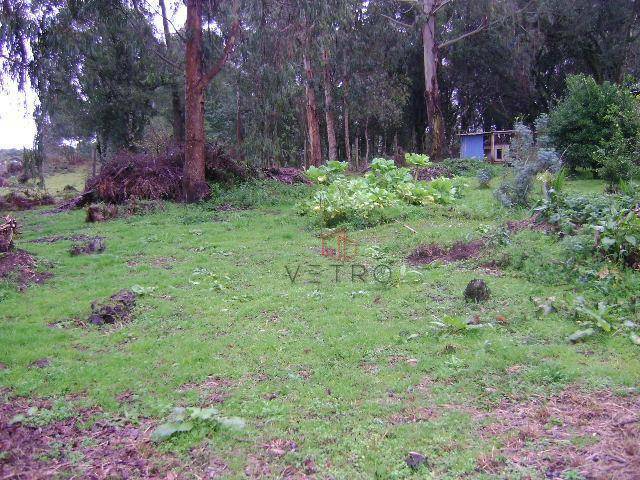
464, 279, 491, 303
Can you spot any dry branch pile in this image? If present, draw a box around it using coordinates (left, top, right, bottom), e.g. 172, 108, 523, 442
262, 167, 311, 185
79, 144, 247, 205
0, 191, 55, 212
0, 216, 18, 253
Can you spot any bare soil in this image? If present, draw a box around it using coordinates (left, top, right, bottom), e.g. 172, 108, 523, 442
408, 240, 485, 265
87, 289, 137, 326
0, 250, 52, 291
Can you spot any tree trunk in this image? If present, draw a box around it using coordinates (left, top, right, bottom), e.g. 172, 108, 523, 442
159, 0, 184, 143
322, 48, 338, 162
344, 100, 351, 166
302, 49, 323, 167
184, 0, 208, 202
423, 0, 445, 160
236, 87, 244, 159
354, 134, 360, 170
364, 120, 370, 163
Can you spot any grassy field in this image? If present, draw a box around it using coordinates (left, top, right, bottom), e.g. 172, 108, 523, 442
1, 175, 639, 479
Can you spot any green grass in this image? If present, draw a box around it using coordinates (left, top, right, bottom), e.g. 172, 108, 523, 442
1, 166, 89, 196
1, 176, 638, 479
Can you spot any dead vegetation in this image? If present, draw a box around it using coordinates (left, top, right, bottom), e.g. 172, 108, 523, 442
87, 289, 137, 326
0, 190, 55, 212
262, 167, 311, 185
85, 200, 164, 223
0, 216, 18, 252
0, 396, 177, 479
74, 144, 247, 206
477, 387, 640, 479
415, 165, 454, 181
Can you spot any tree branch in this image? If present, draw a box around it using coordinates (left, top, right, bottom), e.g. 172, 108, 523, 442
432, 0, 454, 16
438, 16, 488, 49
197, 0, 241, 90
152, 47, 182, 72
380, 13, 414, 29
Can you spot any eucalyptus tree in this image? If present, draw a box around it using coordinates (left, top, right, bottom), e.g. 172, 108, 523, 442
1, 0, 165, 163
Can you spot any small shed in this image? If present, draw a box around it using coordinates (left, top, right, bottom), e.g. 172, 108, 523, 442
459, 130, 516, 163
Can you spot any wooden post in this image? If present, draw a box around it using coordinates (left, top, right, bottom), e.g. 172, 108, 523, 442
490, 131, 495, 163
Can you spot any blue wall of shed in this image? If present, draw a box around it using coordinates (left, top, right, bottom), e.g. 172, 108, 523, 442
460, 135, 485, 159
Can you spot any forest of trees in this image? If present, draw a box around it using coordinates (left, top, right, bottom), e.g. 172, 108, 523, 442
1, 0, 640, 199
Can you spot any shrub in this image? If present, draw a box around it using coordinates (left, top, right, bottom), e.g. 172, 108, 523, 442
442, 158, 502, 178
595, 206, 640, 268
593, 129, 637, 191
548, 74, 640, 173
477, 169, 493, 189
496, 121, 561, 207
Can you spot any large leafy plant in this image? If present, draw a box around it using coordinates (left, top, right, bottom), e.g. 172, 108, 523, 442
305, 161, 349, 184
151, 406, 245, 442
301, 157, 463, 227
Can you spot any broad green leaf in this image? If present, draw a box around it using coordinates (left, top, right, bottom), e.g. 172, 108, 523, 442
568, 328, 596, 344
218, 416, 246, 430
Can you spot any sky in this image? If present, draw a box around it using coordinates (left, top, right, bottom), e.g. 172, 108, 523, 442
0, 3, 186, 150
0, 81, 37, 150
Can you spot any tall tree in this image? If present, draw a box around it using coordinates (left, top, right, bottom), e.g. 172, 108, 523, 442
184, 0, 240, 202
322, 47, 338, 162
419, 0, 488, 159
159, 0, 184, 143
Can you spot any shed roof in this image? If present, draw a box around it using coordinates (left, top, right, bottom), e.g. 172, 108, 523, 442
459, 130, 516, 137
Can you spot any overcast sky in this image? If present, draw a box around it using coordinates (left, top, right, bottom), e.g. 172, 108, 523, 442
0, 4, 186, 150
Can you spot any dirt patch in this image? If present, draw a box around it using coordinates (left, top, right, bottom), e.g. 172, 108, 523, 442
28, 358, 51, 369
0, 191, 55, 212
477, 387, 640, 479
30, 234, 93, 244
479, 260, 505, 277
87, 289, 137, 326
152, 257, 176, 269
0, 396, 180, 479
389, 406, 439, 425
0, 250, 52, 291
263, 439, 298, 457
179, 376, 235, 404
506, 213, 555, 234
408, 239, 485, 265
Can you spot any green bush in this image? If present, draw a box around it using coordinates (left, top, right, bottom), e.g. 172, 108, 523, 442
593, 129, 637, 191
548, 74, 640, 173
